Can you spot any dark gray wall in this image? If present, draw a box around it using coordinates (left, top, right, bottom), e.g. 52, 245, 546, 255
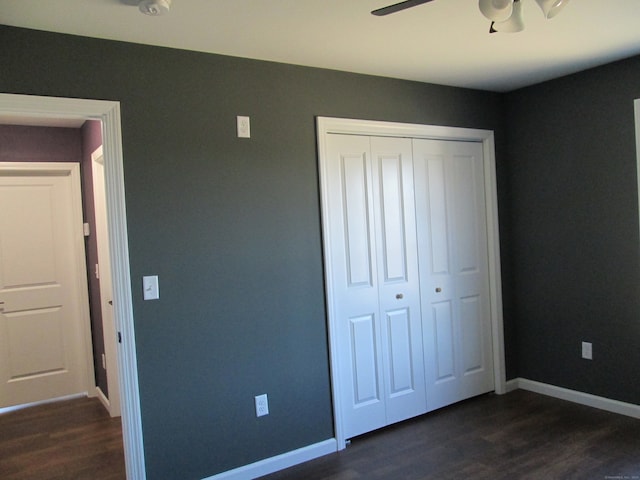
505, 56, 640, 405
1, 25, 507, 479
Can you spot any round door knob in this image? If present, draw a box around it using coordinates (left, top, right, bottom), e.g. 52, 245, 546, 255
395, 293, 404, 299
435, 287, 442, 293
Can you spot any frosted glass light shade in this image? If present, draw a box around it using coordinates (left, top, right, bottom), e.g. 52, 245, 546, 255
535, 0, 570, 19
479, 0, 514, 22
491, 0, 524, 33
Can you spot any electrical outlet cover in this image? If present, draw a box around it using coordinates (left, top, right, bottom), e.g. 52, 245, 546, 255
255, 393, 269, 417
237, 116, 251, 138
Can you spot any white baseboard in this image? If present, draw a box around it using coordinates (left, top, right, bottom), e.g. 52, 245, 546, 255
516, 378, 640, 419
204, 438, 337, 480
503, 378, 520, 394
95, 386, 111, 413
202, 379, 639, 479
0, 392, 87, 415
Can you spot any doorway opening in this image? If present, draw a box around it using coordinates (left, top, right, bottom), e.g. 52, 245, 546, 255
0, 93, 145, 480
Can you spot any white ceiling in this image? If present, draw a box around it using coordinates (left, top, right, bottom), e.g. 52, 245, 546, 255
2, 0, 640, 92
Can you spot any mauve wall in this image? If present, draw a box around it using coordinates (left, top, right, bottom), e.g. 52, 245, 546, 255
81, 120, 108, 397
0, 124, 81, 162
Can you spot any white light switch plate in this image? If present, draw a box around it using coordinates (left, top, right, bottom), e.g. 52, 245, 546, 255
237, 116, 250, 138
143, 275, 159, 300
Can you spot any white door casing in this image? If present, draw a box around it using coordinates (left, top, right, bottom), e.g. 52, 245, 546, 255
634, 99, 640, 242
317, 117, 505, 449
0, 163, 94, 407
0, 93, 145, 480
92, 145, 121, 417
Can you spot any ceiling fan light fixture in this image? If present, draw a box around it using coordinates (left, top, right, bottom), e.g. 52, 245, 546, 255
138, 0, 171, 16
490, 0, 524, 33
479, 0, 514, 22
535, 0, 569, 19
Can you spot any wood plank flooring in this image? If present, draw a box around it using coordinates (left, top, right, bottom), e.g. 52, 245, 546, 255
1, 390, 638, 479
262, 390, 640, 480
0, 396, 125, 480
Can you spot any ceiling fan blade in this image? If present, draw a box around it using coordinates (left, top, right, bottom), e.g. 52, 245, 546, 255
371, 0, 435, 16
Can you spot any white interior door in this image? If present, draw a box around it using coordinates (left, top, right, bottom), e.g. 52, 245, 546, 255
324, 134, 425, 439
0, 163, 92, 408
413, 139, 494, 411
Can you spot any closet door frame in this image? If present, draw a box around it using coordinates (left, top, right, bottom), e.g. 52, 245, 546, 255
317, 117, 505, 450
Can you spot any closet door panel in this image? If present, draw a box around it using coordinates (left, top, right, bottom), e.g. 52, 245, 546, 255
425, 155, 451, 276
423, 300, 459, 410
432, 301, 455, 382
343, 154, 374, 288
325, 134, 386, 439
350, 313, 381, 405
371, 136, 426, 424
378, 155, 407, 282
414, 138, 494, 411
414, 143, 458, 410
449, 145, 494, 399
451, 154, 481, 275
460, 295, 483, 374
386, 308, 413, 395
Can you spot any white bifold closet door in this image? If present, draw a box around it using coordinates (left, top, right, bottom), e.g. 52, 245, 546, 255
324, 133, 494, 441
413, 138, 494, 412
324, 134, 426, 439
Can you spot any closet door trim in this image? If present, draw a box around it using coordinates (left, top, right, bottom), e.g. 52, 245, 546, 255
316, 117, 505, 450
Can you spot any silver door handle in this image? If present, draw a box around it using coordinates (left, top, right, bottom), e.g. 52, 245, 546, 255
435, 287, 442, 293
395, 293, 404, 299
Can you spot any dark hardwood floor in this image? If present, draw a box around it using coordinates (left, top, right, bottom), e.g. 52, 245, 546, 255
2, 390, 638, 479
0, 396, 125, 480
262, 390, 640, 480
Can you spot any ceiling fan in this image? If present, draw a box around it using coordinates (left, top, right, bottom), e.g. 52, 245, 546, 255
371, 0, 434, 16
371, 0, 571, 33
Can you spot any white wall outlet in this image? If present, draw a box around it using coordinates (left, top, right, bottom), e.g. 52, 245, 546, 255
581, 341, 592, 360
237, 116, 251, 138
255, 393, 269, 417
142, 275, 159, 300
